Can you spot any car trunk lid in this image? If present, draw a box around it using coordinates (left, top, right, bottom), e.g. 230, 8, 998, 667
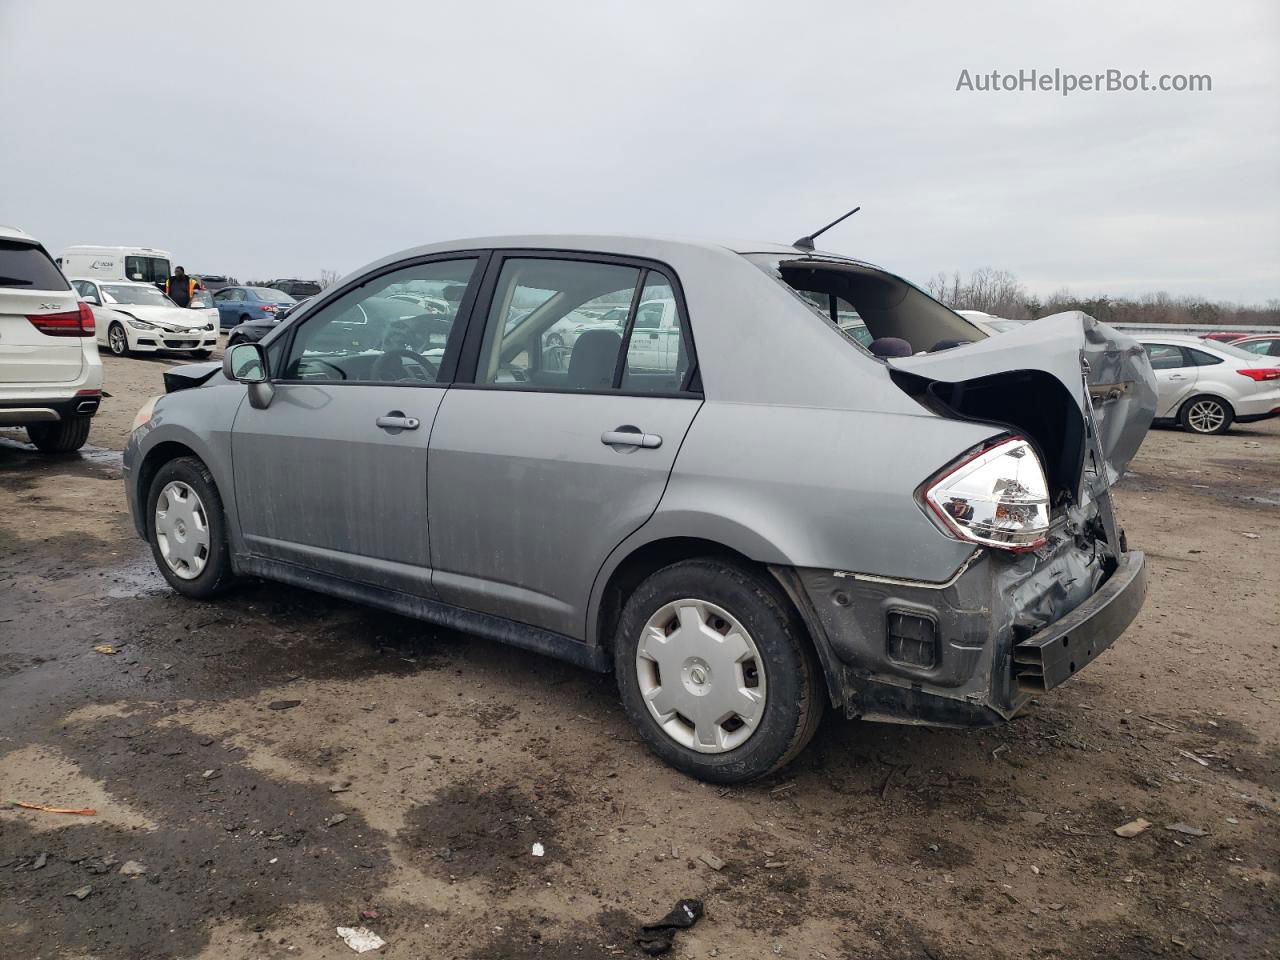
887, 311, 1157, 506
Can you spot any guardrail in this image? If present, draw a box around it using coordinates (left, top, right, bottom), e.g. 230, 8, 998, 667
1107, 322, 1280, 335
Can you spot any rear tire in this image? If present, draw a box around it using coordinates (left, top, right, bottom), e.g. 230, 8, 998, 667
27, 416, 92, 453
145, 456, 236, 598
108, 322, 130, 356
614, 558, 825, 784
1179, 394, 1233, 435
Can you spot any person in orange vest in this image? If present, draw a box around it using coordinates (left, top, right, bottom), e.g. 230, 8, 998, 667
165, 266, 201, 307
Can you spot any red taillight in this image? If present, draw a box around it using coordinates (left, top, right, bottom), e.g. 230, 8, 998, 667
261, 304, 277, 313
27, 302, 95, 337
1237, 368, 1280, 382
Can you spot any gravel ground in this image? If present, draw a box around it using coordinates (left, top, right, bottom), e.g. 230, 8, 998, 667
1, 348, 1277, 960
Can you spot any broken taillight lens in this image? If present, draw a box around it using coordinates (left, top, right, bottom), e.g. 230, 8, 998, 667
923, 437, 1050, 550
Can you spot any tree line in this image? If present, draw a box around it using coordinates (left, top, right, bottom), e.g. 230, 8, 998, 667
925, 268, 1280, 327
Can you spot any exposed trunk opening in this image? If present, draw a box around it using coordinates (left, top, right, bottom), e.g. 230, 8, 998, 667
890, 368, 1085, 504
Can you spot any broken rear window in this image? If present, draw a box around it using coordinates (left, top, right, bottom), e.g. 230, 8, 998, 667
745, 254, 985, 355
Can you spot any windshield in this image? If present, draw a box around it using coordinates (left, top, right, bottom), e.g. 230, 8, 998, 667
746, 253, 985, 354
101, 283, 175, 307
253, 287, 296, 303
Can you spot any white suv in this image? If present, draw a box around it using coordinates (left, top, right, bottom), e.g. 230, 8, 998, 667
0, 226, 103, 452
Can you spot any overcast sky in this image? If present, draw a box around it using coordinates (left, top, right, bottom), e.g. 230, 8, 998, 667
2, 0, 1276, 302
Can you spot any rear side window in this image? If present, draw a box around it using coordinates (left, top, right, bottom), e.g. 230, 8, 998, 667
1184, 348, 1223, 367
622, 276, 690, 393
0, 240, 69, 290
124, 255, 171, 284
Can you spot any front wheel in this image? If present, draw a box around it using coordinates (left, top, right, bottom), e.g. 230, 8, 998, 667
108, 322, 130, 356
27, 416, 92, 453
1179, 395, 1234, 435
614, 558, 825, 784
146, 457, 236, 598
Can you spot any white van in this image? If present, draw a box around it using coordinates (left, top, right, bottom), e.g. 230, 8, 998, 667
57, 245, 173, 286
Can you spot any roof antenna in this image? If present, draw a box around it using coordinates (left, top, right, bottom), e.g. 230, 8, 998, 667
793, 206, 861, 251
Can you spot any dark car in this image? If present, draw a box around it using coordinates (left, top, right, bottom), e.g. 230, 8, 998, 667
226, 298, 312, 347
268, 279, 323, 299
192, 274, 237, 292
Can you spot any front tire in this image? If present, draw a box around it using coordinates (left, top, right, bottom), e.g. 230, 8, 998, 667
108, 322, 130, 356
146, 457, 235, 598
27, 416, 92, 453
614, 558, 825, 784
1179, 395, 1233, 435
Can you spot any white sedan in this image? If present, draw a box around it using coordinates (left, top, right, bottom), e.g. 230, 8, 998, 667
1138, 335, 1280, 434
71, 279, 219, 358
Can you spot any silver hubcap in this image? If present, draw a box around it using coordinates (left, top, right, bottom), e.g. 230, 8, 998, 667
1188, 400, 1225, 433
154, 481, 210, 579
636, 598, 767, 753
110, 326, 126, 353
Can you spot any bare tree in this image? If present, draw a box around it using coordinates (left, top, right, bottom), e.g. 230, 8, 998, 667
319, 269, 341, 289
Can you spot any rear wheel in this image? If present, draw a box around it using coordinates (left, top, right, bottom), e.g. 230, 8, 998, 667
27, 416, 92, 453
614, 558, 825, 783
1179, 395, 1233, 435
146, 457, 235, 598
108, 322, 130, 356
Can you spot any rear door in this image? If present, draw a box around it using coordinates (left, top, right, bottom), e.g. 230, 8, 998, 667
0, 238, 83, 383
1143, 343, 1199, 417
427, 254, 701, 639
230, 254, 485, 595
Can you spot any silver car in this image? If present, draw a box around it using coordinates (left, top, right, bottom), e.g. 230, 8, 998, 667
1138, 335, 1280, 434
124, 236, 1158, 783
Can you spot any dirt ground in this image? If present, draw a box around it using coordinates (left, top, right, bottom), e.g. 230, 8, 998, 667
1, 348, 1277, 960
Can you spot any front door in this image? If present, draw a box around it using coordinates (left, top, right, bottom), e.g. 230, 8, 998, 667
428, 255, 702, 639
230, 256, 484, 595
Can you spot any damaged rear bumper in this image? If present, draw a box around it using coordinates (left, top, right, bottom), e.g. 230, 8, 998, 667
1011, 551, 1145, 692
772, 538, 1148, 729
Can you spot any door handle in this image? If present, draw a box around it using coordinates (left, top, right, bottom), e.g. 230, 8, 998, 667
376, 413, 420, 431
601, 428, 662, 449
1168, 374, 1187, 380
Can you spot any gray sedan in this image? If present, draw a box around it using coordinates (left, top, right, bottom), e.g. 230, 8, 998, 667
123, 236, 1158, 783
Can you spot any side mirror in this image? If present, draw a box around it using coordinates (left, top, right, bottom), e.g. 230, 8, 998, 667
83, 295, 100, 306
224, 341, 267, 383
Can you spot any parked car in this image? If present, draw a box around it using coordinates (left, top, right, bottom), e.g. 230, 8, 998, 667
191, 274, 237, 293
124, 235, 1157, 783
1137, 335, 1280, 434
267, 279, 323, 299
1, 226, 102, 452
1200, 331, 1253, 343
57, 245, 172, 286
211, 286, 297, 329
72, 279, 218, 358
1228, 334, 1280, 358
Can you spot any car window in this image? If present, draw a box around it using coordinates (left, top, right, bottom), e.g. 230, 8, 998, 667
622, 276, 688, 393
1184, 347, 1223, 367
477, 258, 640, 389
282, 258, 478, 384
0, 239, 70, 290
124, 255, 170, 284
1143, 343, 1188, 370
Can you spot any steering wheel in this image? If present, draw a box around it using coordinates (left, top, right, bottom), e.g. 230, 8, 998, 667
372, 349, 437, 382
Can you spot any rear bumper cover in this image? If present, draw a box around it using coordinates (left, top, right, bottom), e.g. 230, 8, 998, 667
0, 395, 100, 426
1012, 551, 1146, 692
778, 534, 1148, 728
